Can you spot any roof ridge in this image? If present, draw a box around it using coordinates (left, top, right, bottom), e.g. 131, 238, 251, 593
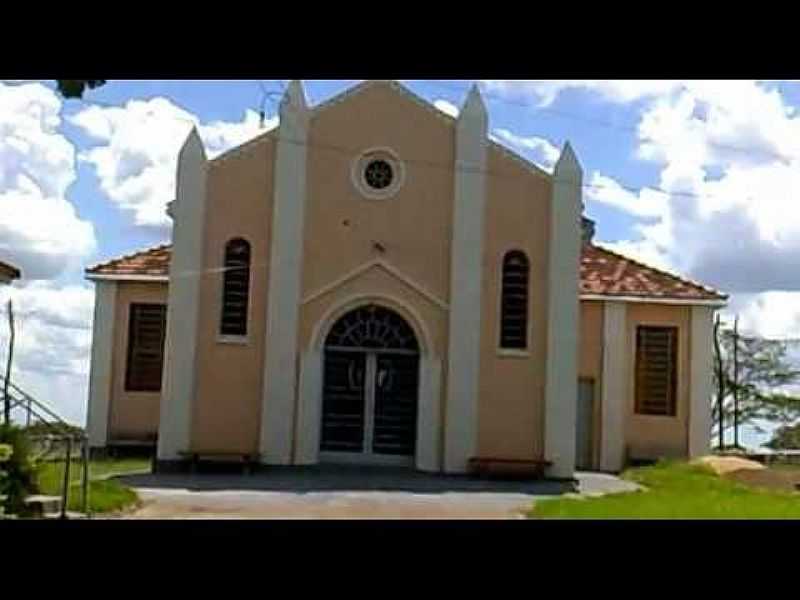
310, 80, 457, 126
0, 260, 20, 279
588, 242, 728, 300
198, 81, 550, 181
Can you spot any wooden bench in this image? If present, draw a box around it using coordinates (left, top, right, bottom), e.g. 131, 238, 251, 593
468, 457, 552, 480
179, 451, 260, 475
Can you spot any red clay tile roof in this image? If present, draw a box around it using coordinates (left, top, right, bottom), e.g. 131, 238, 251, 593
0, 260, 21, 281
86, 244, 172, 277
580, 243, 726, 301
86, 242, 727, 303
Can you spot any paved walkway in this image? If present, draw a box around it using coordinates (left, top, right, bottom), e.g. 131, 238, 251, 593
115, 466, 638, 519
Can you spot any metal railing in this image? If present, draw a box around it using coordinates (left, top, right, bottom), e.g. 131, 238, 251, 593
1, 374, 89, 518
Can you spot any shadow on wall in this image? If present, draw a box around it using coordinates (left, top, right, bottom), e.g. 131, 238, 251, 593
117, 464, 574, 496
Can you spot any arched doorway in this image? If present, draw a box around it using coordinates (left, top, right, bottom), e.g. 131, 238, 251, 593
320, 304, 420, 465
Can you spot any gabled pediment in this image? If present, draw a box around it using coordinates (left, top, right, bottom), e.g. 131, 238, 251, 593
302, 258, 449, 311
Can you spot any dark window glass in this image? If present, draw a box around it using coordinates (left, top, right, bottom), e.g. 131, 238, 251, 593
500, 251, 530, 349
364, 160, 394, 190
220, 238, 251, 336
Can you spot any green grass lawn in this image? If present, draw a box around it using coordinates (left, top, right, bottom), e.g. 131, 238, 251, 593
35, 457, 150, 514
531, 461, 800, 519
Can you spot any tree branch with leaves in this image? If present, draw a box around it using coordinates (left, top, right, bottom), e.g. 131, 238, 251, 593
55, 80, 106, 99
712, 320, 800, 449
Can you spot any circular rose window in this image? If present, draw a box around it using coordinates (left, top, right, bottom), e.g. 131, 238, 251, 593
364, 159, 394, 190
352, 149, 405, 199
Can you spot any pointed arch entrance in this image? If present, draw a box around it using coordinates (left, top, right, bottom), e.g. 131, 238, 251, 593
320, 304, 420, 465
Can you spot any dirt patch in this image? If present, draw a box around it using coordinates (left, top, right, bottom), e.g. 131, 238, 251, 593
725, 467, 800, 493
693, 456, 800, 493
695, 455, 766, 476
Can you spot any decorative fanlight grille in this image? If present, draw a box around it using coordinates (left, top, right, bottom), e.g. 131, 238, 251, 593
325, 305, 419, 352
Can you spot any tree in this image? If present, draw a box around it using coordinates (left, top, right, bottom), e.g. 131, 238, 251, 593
765, 422, 800, 449
712, 321, 800, 449
55, 80, 106, 99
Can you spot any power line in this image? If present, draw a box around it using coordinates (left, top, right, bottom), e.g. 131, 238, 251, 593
8, 80, 795, 223
38, 80, 785, 203
6, 78, 798, 165
427, 80, 796, 166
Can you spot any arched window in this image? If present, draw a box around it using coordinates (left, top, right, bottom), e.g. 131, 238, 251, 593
220, 238, 251, 336
500, 250, 530, 349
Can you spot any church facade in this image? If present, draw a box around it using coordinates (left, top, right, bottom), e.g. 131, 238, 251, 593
85, 80, 726, 478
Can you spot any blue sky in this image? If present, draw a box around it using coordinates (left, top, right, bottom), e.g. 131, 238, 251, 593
61, 80, 670, 269
3, 79, 800, 449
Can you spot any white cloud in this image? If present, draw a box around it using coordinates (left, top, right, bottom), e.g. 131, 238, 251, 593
574, 81, 800, 301
586, 172, 670, 219
0, 282, 94, 425
433, 99, 459, 118
69, 97, 275, 228
722, 291, 800, 340
491, 128, 561, 171
523, 80, 800, 395
481, 80, 686, 107
0, 82, 96, 279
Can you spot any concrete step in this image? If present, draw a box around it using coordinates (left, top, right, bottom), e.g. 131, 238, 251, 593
24, 495, 62, 516
43, 511, 86, 520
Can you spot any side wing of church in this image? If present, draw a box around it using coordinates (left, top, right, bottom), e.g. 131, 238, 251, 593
84, 81, 727, 478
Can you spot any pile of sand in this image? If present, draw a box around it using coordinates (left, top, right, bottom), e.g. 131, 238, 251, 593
694, 455, 766, 476
693, 455, 800, 493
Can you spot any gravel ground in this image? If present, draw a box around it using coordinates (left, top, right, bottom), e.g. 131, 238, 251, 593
114, 466, 638, 519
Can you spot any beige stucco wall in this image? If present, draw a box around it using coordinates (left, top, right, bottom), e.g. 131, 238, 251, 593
187, 135, 276, 454
298, 85, 454, 464
578, 299, 604, 468
577, 299, 697, 469
476, 149, 552, 460
623, 303, 691, 461
579, 300, 603, 379
108, 281, 168, 441
302, 84, 455, 304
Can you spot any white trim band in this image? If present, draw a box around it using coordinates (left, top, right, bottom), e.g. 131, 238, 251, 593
580, 294, 726, 307
302, 259, 449, 311
86, 274, 169, 283
86, 280, 117, 448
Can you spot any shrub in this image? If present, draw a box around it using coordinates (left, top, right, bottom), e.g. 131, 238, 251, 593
24, 421, 84, 438
0, 425, 39, 515
0, 443, 11, 518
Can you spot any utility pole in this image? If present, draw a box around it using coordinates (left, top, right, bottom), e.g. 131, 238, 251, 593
713, 313, 725, 452
733, 315, 740, 450
3, 299, 15, 426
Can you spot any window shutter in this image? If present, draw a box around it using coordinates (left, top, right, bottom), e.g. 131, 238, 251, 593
500, 251, 530, 349
125, 303, 167, 392
635, 326, 678, 416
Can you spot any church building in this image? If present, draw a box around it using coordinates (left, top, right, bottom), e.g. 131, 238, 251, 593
85, 80, 727, 478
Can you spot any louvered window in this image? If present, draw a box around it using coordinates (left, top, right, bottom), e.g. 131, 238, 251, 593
499, 250, 530, 349
635, 326, 678, 416
125, 303, 167, 392
220, 238, 251, 336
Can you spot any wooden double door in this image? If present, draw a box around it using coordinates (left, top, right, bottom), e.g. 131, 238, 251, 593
319, 304, 421, 466
320, 349, 419, 465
